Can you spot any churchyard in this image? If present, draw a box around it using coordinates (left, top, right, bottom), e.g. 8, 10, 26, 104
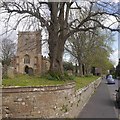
2, 74, 99, 90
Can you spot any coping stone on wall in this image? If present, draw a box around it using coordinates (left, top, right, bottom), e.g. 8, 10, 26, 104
2, 82, 76, 93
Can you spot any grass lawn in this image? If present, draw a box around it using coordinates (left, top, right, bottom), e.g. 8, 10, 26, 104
2, 74, 99, 89
75, 76, 99, 89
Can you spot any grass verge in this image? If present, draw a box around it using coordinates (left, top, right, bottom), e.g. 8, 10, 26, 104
2, 74, 99, 89
75, 76, 99, 89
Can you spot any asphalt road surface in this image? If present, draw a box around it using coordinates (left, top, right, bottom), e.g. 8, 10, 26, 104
78, 78, 120, 119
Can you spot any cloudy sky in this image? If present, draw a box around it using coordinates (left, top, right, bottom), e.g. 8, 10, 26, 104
111, 0, 119, 3
109, 0, 120, 66
110, 33, 119, 66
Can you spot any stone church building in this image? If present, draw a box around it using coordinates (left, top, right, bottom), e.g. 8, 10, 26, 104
14, 31, 50, 75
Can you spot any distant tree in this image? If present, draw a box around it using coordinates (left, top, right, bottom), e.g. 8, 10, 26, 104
65, 28, 114, 76
1, 38, 16, 66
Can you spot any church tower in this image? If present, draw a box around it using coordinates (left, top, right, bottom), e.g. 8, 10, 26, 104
15, 31, 42, 75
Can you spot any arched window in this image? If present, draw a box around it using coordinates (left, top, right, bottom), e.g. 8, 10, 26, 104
34, 57, 38, 64
24, 55, 30, 64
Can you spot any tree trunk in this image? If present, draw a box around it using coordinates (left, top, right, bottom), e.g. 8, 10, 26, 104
47, 3, 67, 75
78, 61, 83, 76
84, 64, 90, 75
82, 64, 85, 75
48, 31, 65, 74
75, 63, 78, 76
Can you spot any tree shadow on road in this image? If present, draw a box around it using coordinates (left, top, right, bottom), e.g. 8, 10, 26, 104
114, 100, 120, 109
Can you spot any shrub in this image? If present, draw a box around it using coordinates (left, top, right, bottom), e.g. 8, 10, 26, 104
63, 62, 74, 71
2, 74, 9, 79
41, 72, 75, 81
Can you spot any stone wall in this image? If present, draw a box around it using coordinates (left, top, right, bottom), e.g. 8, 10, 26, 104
0, 63, 2, 119
2, 78, 101, 118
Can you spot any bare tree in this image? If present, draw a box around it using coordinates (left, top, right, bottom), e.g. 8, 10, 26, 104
1, 1, 119, 75
1, 38, 16, 66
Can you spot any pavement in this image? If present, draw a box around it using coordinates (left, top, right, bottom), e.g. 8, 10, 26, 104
78, 78, 119, 119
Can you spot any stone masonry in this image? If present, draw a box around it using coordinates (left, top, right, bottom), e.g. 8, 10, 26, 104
14, 31, 50, 75
2, 78, 101, 118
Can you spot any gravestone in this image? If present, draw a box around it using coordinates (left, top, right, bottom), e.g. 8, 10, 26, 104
7, 67, 14, 79
0, 63, 2, 119
2, 64, 7, 77
28, 68, 33, 75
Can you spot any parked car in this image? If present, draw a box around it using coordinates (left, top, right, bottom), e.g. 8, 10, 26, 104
106, 74, 115, 84
115, 87, 120, 107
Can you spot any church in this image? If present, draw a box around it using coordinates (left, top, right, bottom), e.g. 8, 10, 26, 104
14, 31, 50, 75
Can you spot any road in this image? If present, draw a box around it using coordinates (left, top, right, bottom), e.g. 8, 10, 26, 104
78, 78, 119, 119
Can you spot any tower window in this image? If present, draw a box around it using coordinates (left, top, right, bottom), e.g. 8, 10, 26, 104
24, 54, 30, 64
